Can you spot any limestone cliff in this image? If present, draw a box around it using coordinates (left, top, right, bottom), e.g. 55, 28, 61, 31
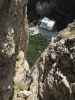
27, 22, 75, 100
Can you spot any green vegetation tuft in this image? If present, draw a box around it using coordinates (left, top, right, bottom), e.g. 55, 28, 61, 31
27, 34, 48, 66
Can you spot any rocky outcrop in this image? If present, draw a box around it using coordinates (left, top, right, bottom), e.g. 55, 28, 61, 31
27, 23, 75, 100
0, 0, 29, 100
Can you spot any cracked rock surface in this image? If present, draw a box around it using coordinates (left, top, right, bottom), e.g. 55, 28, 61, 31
28, 23, 75, 100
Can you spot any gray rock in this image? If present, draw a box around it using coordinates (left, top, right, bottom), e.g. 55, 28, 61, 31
29, 31, 75, 100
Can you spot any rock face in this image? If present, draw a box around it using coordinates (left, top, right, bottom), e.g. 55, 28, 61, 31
27, 0, 75, 30
0, 0, 29, 100
28, 23, 75, 100
27, 0, 56, 22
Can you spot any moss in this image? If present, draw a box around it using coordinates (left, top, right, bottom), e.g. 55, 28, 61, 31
27, 34, 48, 66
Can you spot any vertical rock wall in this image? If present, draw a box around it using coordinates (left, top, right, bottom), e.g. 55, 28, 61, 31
0, 0, 29, 100
28, 23, 75, 100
